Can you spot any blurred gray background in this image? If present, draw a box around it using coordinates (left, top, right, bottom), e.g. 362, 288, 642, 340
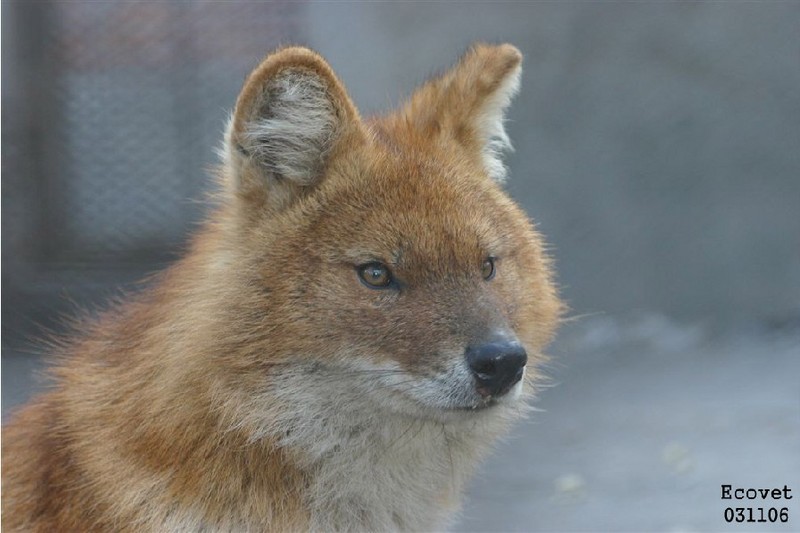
3, 2, 799, 531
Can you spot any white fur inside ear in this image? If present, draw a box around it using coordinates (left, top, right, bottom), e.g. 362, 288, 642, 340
239, 70, 337, 185
478, 64, 521, 182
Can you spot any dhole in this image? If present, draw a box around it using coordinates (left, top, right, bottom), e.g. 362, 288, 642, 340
2, 43, 562, 531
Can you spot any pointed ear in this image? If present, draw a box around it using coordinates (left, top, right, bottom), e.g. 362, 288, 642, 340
223, 47, 365, 211
402, 43, 522, 182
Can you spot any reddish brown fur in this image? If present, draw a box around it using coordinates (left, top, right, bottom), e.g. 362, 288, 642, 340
3, 44, 562, 531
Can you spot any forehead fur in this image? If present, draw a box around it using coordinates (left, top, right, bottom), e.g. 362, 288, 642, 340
285, 136, 527, 268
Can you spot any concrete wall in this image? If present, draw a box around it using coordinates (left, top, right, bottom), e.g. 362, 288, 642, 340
305, 3, 800, 325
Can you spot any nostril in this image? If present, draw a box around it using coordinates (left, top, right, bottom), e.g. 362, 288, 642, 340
471, 359, 496, 379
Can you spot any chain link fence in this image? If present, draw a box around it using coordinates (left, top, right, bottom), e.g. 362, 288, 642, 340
3, 1, 305, 344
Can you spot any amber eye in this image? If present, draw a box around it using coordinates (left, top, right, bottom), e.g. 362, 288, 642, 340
481, 257, 496, 281
357, 262, 393, 288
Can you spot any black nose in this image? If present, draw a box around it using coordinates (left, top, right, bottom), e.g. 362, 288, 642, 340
465, 339, 528, 398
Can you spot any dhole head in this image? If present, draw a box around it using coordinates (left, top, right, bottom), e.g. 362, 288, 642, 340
214, 43, 562, 427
